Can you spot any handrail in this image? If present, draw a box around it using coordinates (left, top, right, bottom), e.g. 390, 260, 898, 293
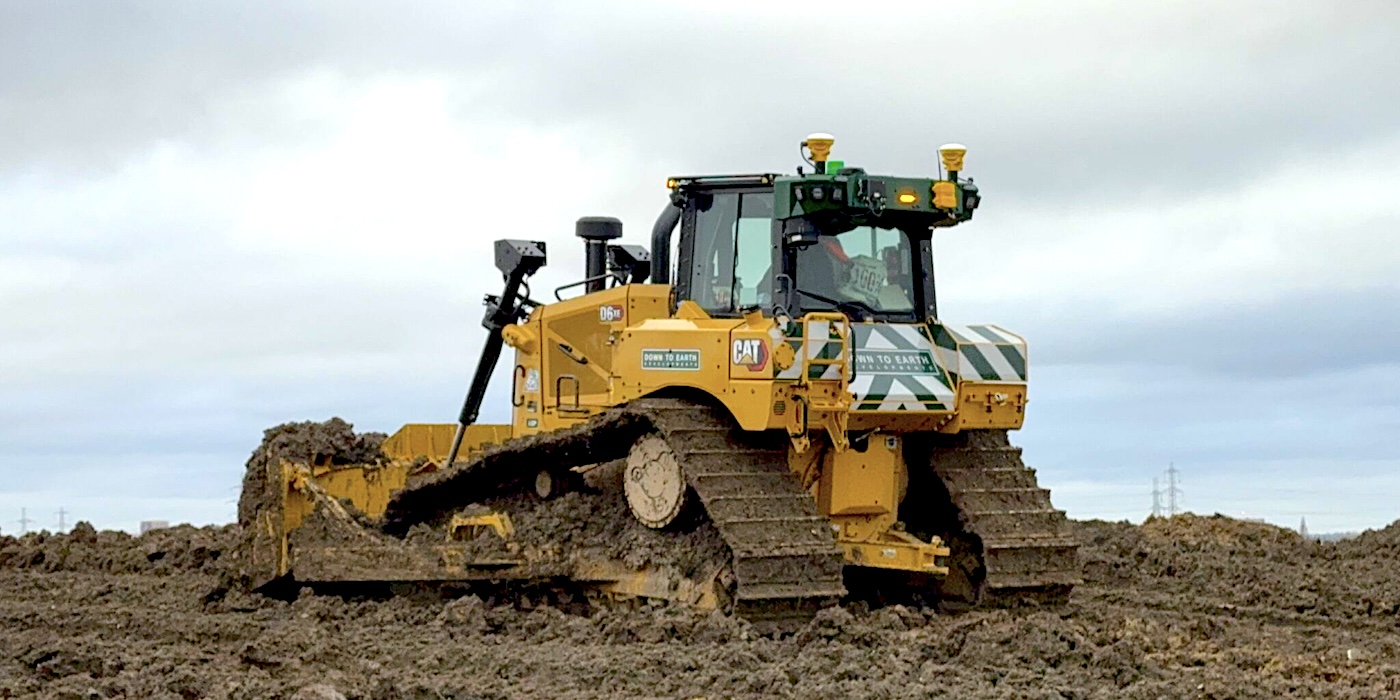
796, 312, 852, 385
554, 374, 585, 413
554, 273, 626, 301
511, 365, 526, 407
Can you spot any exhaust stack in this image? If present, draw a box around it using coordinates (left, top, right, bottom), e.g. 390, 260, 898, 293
575, 216, 623, 293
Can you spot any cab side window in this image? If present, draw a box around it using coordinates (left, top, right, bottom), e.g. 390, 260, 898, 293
690, 193, 739, 314
689, 191, 775, 315
733, 193, 774, 309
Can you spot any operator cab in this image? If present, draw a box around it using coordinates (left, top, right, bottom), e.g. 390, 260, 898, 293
654, 135, 980, 323
679, 186, 924, 321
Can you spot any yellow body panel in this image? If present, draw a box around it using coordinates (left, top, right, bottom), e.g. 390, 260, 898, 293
381, 423, 512, 464
818, 436, 904, 519
940, 382, 1028, 432
506, 285, 673, 436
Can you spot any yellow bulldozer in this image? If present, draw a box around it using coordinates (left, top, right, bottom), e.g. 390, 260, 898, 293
239, 135, 1078, 626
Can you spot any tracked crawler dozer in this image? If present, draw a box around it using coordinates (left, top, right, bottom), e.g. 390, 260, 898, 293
240, 135, 1078, 624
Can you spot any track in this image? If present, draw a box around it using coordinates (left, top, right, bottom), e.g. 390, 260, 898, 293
635, 401, 846, 624
383, 398, 845, 624
917, 429, 1079, 606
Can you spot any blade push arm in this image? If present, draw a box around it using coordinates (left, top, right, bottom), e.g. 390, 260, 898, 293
443, 239, 546, 468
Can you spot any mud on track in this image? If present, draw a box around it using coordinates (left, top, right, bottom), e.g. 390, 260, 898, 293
3, 513, 1400, 699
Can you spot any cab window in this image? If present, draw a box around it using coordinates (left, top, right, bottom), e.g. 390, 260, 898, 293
690, 192, 773, 315
795, 226, 916, 314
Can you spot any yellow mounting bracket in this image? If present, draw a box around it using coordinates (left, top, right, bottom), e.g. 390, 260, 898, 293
839, 528, 951, 575
786, 312, 853, 454
447, 511, 515, 541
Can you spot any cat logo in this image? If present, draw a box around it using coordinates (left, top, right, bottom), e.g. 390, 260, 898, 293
731, 338, 768, 371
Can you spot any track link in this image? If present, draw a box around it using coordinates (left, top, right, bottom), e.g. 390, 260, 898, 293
383, 398, 844, 624
641, 402, 845, 625
921, 430, 1079, 605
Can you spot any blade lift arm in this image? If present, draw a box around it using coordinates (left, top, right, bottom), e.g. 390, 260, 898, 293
443, 239, 547, 468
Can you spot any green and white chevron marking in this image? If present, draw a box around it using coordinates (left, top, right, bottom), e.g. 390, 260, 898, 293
770, 320, 1028, 413
849, 324, 955, 411
931, 323, 1028, 384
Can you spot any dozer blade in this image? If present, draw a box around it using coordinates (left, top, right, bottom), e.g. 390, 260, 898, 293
239, 458, 545, 591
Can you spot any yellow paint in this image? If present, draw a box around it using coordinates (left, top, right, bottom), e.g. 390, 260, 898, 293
938, 382, 1027, 432
511, 284, 672, 436
501, 324, 538, 355
816, 436, 903, 519
841, 531, 950, 574
803, 434, 948, 574
381, 424, 512, 464
278, 460, 407, 538
674, 299, 710, 320
786, 313, 852, 453
448, 511, 515, 540
932, 181, 957, 209
772, 340, 796, 371
575, 559, 722, 609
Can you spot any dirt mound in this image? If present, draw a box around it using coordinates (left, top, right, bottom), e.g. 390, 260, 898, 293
1075, 513, 1400, 620
238, 418, 386, 529
228, 418, 391, 590
0, 522, 236, 576
1339, 519, 1400, 553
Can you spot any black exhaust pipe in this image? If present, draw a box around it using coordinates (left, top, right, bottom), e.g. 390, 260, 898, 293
575, 217, 622, 293
649, 203, 682, 285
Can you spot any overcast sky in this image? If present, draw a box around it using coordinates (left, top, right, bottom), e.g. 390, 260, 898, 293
2, 1, 1397, 534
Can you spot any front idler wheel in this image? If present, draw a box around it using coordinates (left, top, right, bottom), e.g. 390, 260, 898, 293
624, 434, 690, 529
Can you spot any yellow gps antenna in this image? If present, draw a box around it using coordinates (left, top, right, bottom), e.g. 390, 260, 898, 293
803, 133, 835, 174
939, 143, 966, 182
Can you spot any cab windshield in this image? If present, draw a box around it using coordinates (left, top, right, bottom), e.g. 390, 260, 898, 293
795, 226, 916, 314
686, 191, 920, 318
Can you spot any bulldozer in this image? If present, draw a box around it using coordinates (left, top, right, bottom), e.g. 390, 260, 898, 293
239, 134, 1078, 626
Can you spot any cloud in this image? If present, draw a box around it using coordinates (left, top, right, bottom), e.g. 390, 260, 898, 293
1, 1, 1397, 532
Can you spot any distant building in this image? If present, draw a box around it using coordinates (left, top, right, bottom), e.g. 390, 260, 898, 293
139, 520, 170, 534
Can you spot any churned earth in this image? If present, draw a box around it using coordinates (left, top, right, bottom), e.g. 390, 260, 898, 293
2, 514, 1399, 699
2, 420, 1397, 699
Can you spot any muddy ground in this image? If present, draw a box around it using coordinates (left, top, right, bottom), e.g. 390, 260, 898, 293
2, 420, 1397, 699
3, 514, 1399, 699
